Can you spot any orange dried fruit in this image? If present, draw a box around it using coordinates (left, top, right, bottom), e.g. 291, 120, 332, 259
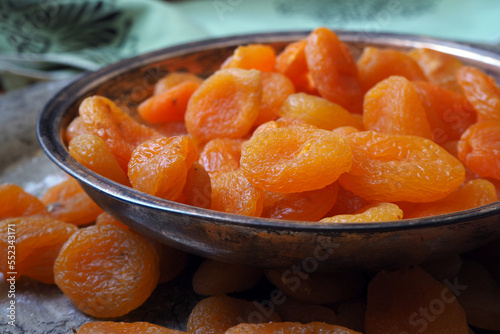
339, 131, 465, 203
0, 216, 77, 284
76, 321, 186, 334
324, 185, 370, 217
154, 72, 203, 96
305, 27, 363, 113
365, 266, 469, 334
357, 47, 427, 92
79, 96, 160, 171
138, 81, 200, 124
187, 294, 281, 334
254, 71, 295, 126
331, 126, 360, 138
54, 224, 160, 318
403, 179, 498, 219
198, 138, 243, 179
221, 44, 276, 72
413, 81, 476, 144
0, 184, 48, 220
456, 66, 500, 123
41, 177, 103, 226
363, 76, 434, 140
153, 120, 188, 137
458, 121, 500, 181
265, 269, 366, 305
65, 116, 90, 142
240, 127, 352, 193
320, 202, 403, 223
409, 48, 464, 92
275, 39, 315, 93
279, 93, 364, 130
176, 162, 212, 209
68, 134, 131, 186
275, 297, 337, 324
226, 322, 361, 333
185, 68, 261, 144
128, 135, 197, 200
210, 170, 263, 217
261, 182, 339, 221
192, 259, 263, 296
95, 211, 129, 229
252, 116, 315, 135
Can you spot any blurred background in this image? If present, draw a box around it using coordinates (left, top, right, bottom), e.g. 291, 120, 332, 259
0, 0, 499, 92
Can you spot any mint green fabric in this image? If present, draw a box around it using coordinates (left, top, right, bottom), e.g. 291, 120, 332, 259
0, 0, 499, 90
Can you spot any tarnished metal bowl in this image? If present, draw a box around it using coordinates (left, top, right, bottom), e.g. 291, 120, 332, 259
37, 31, 500, 270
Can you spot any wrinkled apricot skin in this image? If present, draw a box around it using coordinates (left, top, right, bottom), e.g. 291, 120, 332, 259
254, 71, 295, 126
305, 27, 363, 113
154, 72, 204, 96
226, 322, 361, 334
176, 162, 212, 209
0, 217, 77, 284
221, 44, 276, 72
65, 116, 90, 143
54, 225, 160, 318
0, 184, 48, 220
320, 202, 403, 223
241, 127, 352, 193
185, 68, 262, 144
458, 121, 500, 181
275, 39, 315, 93
339, 131, 465, 203
198, 138, 243, 178
76, 321, 186, 334
456, 66, 500, 123
363, 76, 434, 140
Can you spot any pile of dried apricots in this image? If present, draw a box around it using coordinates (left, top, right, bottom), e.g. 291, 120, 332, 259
1, 27, 500, 333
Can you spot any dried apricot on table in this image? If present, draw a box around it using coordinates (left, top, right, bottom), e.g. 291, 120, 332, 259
76, 321, 186, 334
254, 71, 295, 126
128, 135, 197, 200
192, 258, 263, 296
54, 224, 160, 318
68, 134, 131, 186
240, 127, 352, 193
458, 121, 500, 181
185, 68, 261, 144
357, 47, 427, 92
0, 184, 48, 220
305, 27, 363, 113
210, 170, 263, 217
279, 93, 363, 130
79, 95, 160, 171
261, 182, 339, 221
456, 66, 500, 123
226, 322, 361, 334
0, 217, 77, 284
339, 131, 465, 203
41, 177, 103, 226
363, 76, 433, 140
320, 202, 403, 223
221, 44, 276, 72
365, 266, 469, 334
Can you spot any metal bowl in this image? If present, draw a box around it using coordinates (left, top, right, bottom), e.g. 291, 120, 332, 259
37, 31, 500, 271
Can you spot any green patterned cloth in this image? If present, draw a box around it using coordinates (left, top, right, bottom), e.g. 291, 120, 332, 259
1, 0, 499, 90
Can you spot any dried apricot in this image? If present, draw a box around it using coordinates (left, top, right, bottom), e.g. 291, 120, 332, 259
95, 211, 128, 229
305, 27, 363, 114
65, 116, 90, 142
138, 81, 200, 124
409, 48, 464, 92
240, 127, 352, 193
339, 131, 465, 203
54, 224, 159, 318
68, 134, 131, 186
187, 294, 281, 334
41, 177, 103, 226
458, 121, 500, 181
357, 47, 426, 91
331, 126, 360, 138
279, 93, 363, 130
456, 66, 500, 123
176, 162, 212, 209
210, 170, 263, 217
0, 216, 77, 284
153, 120, 188, 137
363, 76, 434, 140
365, 266, 469, 334
198, 138, 243, 179
261, 182, 339, 221
0, 184, 48, 220
76, 321, 186, 333
79, 96, 160, 171
221, 44, 276, 72
265, 269, 366, 305
128, 136, 197, 200
252, 116, 315, 135
324, 185, 369, 217
254, 71, 295, 126
154, 72, 203, 96
275, 39, 315, 93
192, 259, 263, 296
320, 202, 403, 223
403, 179, 498, 219
185, 68, 261, 144
226, 322, 361, 333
